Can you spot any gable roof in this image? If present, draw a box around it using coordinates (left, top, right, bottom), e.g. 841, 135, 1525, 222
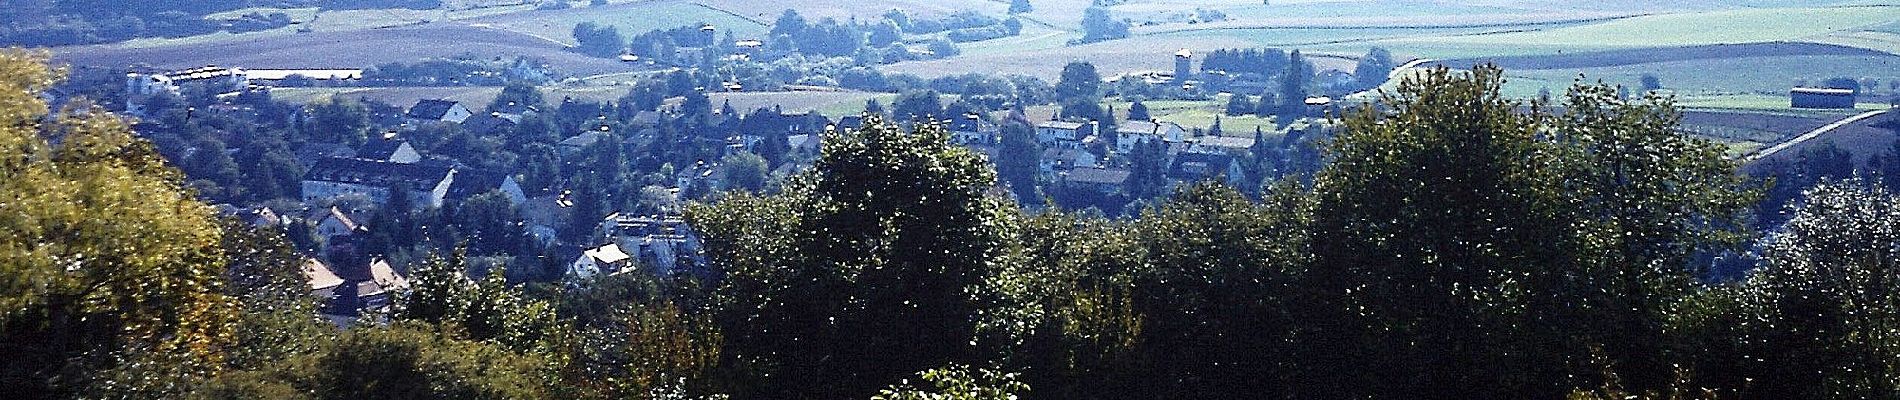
305, 157, 454, 188
1169, 152, 1238, 179
445, 169, 516, 201
406, 99, 462, 120
369, 259, 408, 292
1065, 167, 1130, 185
356, 136, 412, 161
320, 206, 360, 231
462, 113, 517, 134
304, 258, 345, 290
584, 244, 632, 264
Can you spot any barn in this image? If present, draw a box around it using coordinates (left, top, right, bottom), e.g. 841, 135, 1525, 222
1791, 87, 1856, 109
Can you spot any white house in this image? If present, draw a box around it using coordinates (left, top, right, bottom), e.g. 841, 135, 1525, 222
1114, 120, 1188, 155
301, 157, 456, 210
313, 206, 361, 239
1036, 120, 1096, 149
569, 243, 633, 280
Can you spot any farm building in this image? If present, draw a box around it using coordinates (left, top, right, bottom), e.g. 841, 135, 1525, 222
1791, 88, 1856, 109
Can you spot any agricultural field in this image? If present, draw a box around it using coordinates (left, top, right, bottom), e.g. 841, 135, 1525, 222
468, 0, 769, 46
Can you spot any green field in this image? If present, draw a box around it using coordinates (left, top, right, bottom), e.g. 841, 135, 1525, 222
475, 1, 767, 46
1499, 55, 1900, 98
1375, 6, 1900, 55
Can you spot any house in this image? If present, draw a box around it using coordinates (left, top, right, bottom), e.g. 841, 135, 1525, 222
125, 66, 251, 115
462, 113, 518, 136
315, 258, 407, 322
355, 135, 421, 164
599, 213, 706, 276
628, 110, 664, 129
302, 157, 456, 210
949, 114, 999, 146
406, 99, 473, 124
1114, 120, 1188, 154
313, 206, 361, 239
558, 130, 609, 157
1036, 120, 1097, 149
1317, 69, 1356, 91
1169, 152, 1246, 186
295, 142, 356, 168
788, 134, 820, 155
1187, 135, 1255, 156
569, 243, 633, 280
304, 258, 345, 303
739, 109, 831, 136
1039, 148, 1099, 177
1792, 87, 1856, 109
675, 160, 723, 196
445, 169, 528, 205
834, 115, 866, 131
1060, 167, 1131, 194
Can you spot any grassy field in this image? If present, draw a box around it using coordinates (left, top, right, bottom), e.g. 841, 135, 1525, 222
1495, 55, 1900, 98
1365, 6, 1900, 56
472, 1, 768, 46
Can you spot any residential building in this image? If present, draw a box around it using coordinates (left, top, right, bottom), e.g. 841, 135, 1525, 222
406, 99, 473, 124
569, 243, 633, 280
302, 157, 456, 209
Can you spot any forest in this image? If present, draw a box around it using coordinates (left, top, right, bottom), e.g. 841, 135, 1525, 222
1, 45, 1898, 400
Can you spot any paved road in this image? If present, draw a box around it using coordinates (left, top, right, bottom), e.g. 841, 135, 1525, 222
1743, 107, 1895, 163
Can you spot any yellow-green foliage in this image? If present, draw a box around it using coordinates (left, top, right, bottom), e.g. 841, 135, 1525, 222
0, 49, 237, 396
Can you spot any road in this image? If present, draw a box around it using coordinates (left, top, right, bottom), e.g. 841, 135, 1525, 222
1743, 107, 1895, 163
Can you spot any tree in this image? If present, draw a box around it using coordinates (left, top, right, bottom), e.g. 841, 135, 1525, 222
1009, 0, 1033, 14
873, 364, 1030, 400
869, 20, 902, 47
1055, 62, 1103, 103
1351, 47, 1394, 91
489, 81, 544, 114
307, 97, 371, 146
1278, 50, 1311, 115
1127, 100, 1151, 121
892, 89, 945, 123
690, 116, 1009, 398
769, 10, 808, 39
572, 21, 625, 58
1224, 94, 1255, 116
1693, 180, 1900, 399
1079, 7, 1128, 43
1639, 73, 1662, 92
997, 119, 1041, 202
0, 50, 238, 398
720, 152, 767, 192
1303, 66, 1755, 397
198, 322, 553, 400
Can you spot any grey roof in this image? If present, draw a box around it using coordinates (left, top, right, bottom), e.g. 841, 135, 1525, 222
1065, 167, 1130, 185
305, 157, 453, 188
462, 113, 517, 134
356, 137, 410, 161
446, 169, 515, 201
406, 99, 461, 120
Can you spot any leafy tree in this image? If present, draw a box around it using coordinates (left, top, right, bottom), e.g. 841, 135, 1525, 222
769, 10, 807, 39
1055, 62, 1103, 102
869, 20, 902, 47
1689, 180, 1900, 399
393, 250, 561, 352
1079, 7, 1128, 43
1009, 0, 1033, 14
719, 152, 767, 193
1640, 73, 1662, 92
1126, 100, 1151, 121
690, 116, 1009, 398
892, 89, 945, 123
873, 364, 1029, 400
197, 322, 553, 400
1303, 66, 1755, 397
1224, 94, 1255, 116
491, 81, 545, 114
307, 97, 371, 146
572, 22, 625, 58
1277, 49, 1311, 115
997, 119, 1040, 202
1351, 47, 1394, 90
0, 50, 238, 398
